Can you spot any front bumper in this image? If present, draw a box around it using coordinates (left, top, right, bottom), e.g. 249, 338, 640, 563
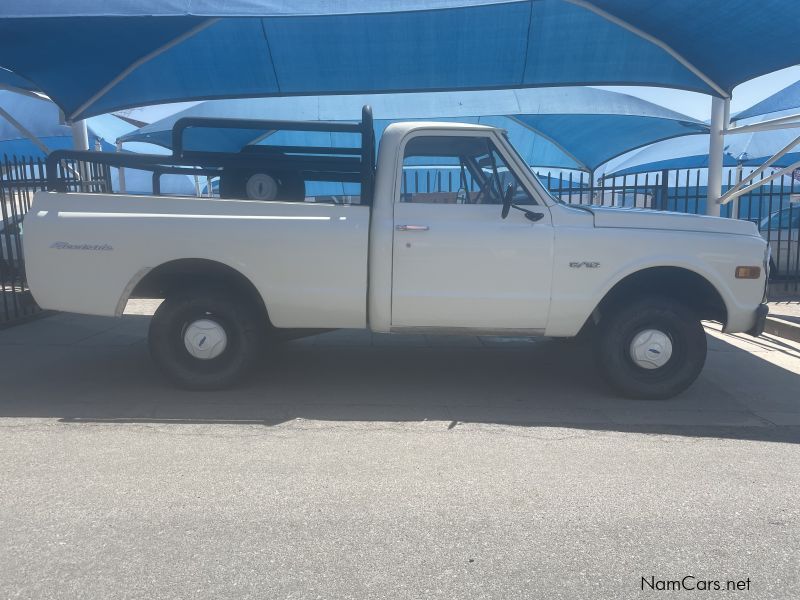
747, 303, 769, 337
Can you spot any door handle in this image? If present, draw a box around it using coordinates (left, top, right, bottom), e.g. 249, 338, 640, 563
395, 224, 429, 231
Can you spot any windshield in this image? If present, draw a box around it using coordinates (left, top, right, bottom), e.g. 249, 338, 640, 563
500, 131, 564, 204
402, 135, 535, 205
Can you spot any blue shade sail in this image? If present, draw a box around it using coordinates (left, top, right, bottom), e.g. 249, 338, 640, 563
606, 119, 800, 177
0, 68, 38, 94
0, 90, 132, 156
735, 80, 800, 121
588, 0, 800, 94
0, 90, 197, 194
119, 88, 707, 171
2, 1, 800, 119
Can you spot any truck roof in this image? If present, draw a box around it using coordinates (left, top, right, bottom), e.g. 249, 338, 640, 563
382, 121, 497, 136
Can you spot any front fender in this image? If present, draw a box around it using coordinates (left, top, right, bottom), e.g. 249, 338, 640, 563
545, 227, 765, 336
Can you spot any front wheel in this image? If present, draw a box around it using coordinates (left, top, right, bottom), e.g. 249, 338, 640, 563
148, 291, 263, 390
595, 297, 707, 400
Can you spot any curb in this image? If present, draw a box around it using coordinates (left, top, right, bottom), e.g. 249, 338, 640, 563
763, 316, 800, 343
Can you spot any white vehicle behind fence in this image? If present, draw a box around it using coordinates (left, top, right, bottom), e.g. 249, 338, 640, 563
23, 107, 769, 399
759, 206, 799, 276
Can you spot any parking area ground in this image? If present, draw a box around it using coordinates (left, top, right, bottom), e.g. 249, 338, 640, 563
1, 313, 799, 599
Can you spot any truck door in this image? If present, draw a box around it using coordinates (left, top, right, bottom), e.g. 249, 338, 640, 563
391, 134, 554, 332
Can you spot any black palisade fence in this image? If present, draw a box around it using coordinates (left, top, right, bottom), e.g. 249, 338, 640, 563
0, 155, 47, 325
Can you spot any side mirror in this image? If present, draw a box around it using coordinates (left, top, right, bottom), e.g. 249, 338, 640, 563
501, 183, 514, 219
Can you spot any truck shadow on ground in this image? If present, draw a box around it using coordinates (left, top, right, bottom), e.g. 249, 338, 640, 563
0, 315, 799, 443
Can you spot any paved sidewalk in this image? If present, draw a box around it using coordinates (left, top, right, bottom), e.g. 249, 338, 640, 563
768, 299, 800, 325
0, 311, 798, 431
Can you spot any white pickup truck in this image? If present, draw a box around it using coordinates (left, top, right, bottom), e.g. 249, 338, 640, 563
24, 108, 769, 399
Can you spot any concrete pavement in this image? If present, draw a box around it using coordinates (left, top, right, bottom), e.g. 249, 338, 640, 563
0, 313, 799, 599
766, 300, 800, 342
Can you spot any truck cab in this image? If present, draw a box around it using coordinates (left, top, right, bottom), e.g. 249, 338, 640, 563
369, 122, 554, 334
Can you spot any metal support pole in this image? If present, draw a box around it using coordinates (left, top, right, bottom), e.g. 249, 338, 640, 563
70, 120, 89, 151
116, 141, 126, 193
732, 164, 743, 220
70, 120, 90, 192
706, 96, 730, 216
719, 131, 800, 203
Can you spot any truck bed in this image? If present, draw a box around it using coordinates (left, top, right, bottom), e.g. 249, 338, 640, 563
24, 192, 370, 328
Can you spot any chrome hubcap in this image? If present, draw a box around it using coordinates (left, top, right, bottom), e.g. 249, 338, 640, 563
183, 319, 227, 360
629, 329, 673, 370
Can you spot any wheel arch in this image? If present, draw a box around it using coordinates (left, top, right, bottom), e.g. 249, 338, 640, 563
121, 258, 271, 325
591, 266, 728, 328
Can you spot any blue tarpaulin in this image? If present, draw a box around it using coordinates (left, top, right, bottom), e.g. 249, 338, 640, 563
120, 88, 707, 172
2, 1, 800, 120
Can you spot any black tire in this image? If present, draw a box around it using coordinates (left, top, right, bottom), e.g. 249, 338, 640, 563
148, 291, 263, 390
595, 297, 707, 400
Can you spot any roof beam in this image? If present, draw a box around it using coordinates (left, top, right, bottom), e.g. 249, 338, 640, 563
718, 131, 800, 204
718, 157, 800, 205
726, 112, 800, 135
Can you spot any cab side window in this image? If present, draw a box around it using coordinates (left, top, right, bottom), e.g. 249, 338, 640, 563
400, 136, 536, 205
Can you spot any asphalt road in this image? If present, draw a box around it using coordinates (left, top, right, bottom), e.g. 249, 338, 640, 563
1, 314, 799, 599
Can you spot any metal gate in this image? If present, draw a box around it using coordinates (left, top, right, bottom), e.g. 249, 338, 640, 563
1, 156, 46, 325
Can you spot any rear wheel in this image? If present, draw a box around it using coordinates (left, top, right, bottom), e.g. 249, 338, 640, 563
595, 297, 707, 400
148, 291, 263, 390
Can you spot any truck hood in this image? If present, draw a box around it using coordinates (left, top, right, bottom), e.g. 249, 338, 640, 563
587, 206, 758, 236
